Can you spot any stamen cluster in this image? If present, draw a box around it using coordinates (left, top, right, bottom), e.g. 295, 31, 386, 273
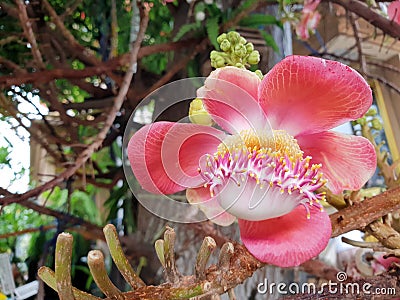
198, 131, 327, 219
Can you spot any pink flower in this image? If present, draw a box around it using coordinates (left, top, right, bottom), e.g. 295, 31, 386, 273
127, 56, 376, 267
388, 0, 400, 24
295, 0, 322, 40
296, 10, 321, 40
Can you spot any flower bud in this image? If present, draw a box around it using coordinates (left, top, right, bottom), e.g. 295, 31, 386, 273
234, 44, 247, 58
248, 50, 260, 65
189, 98, 213, 126
227, 31, 240, 44
235, 62, 244, 68
245, 43, 254, 53
371, 118, 383, 130
254, 69, 263, 79
210, 50, 219, 59
217, 33, 227, 44
220, 39, 231, 52
365, 107, 378, 117
239, 37, 247, 44
357, 117, 367, 126
214, 56, 225, 68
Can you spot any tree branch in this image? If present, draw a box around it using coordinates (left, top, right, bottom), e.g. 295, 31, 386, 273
0, 3, 149, 207
330, 186, 400, 237
325, 0, 400, 39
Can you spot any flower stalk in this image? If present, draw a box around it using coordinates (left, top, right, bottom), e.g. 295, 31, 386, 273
163, 226, 181, 284
55, 233, 75, 300
38, 266, 100, 300
87, 250, 122, 298
103, 224, 145, 289
195, 236, 216, 279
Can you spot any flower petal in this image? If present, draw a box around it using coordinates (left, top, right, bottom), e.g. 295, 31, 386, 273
127, 121, 225, 194
296, 131, 376, 194
238, 205, 331, 267
217, 178, 303, 221
259, 55, 372, 136
186, 187, 236, 226
388, 1, 400, 24
198, 66, 268, 134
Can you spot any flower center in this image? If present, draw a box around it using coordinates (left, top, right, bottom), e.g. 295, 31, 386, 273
198, 129, 327, 221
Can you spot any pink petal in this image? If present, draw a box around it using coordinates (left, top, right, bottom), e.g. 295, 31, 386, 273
186, 187, 236, 226
388, 1, 400, 24
238, 205, 331, 267
303, 0, 321, 12
296, 11, 321, 40
296, 131, 376, 194
375, 254, 400, 270
259, 56, 372, 136
198, 66, 268, 134
127, 122, 225, 194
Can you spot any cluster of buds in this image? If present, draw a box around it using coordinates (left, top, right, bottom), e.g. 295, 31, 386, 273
352, 107, 383, 131
210, 31, 262, 77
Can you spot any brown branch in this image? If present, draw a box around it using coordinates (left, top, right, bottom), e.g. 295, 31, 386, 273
330, 186, 400, 237
60, 0, 84, 21
367, 221, 400, 249
349, 13, 367, 75
0, 39, 201, 88
366, 72, 400, 95
325, 0, 400, 39
15, 0, 45, 68
0, 5, 149, 207
41, 0, 98, 66
133, 38, 209, 102
0, 2, 19, 18
0, 93, 62, 162
0, 225, 56, 239
99, 242, 262, 300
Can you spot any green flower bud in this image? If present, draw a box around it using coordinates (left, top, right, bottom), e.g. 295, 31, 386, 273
214, 56, 225, 68
245, 43, 254, 53
358, 116, 367, 126
239, 37, 247, 44
234, 44, 247, 58
254, 69, 263, 79
220, 39, 231, 52
227, 31, 240, 44
210, 50, 219, 59
365, 107, 378, 117
371, 118, 383, 130
217, 33, 227, 44
235, 62, 244, 68
247, 50, 260, 65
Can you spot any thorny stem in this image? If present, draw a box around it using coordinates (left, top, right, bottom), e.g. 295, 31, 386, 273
103, 224, 145, 289
163, 226, 181, 284
342, 236, 400, 256
218, 242, 234, 271
38, 267, 100, 300
87, 250, 122, 298
55, 233, 75, 300
195, 237, 216, 279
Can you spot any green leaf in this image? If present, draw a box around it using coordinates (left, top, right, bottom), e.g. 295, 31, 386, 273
173, 23, 201, 42
206, 16, 220, 50
70, 190, 100, 225
260, 31, 281, 54
239, 14, 282, 28
0, 147, 10, 166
